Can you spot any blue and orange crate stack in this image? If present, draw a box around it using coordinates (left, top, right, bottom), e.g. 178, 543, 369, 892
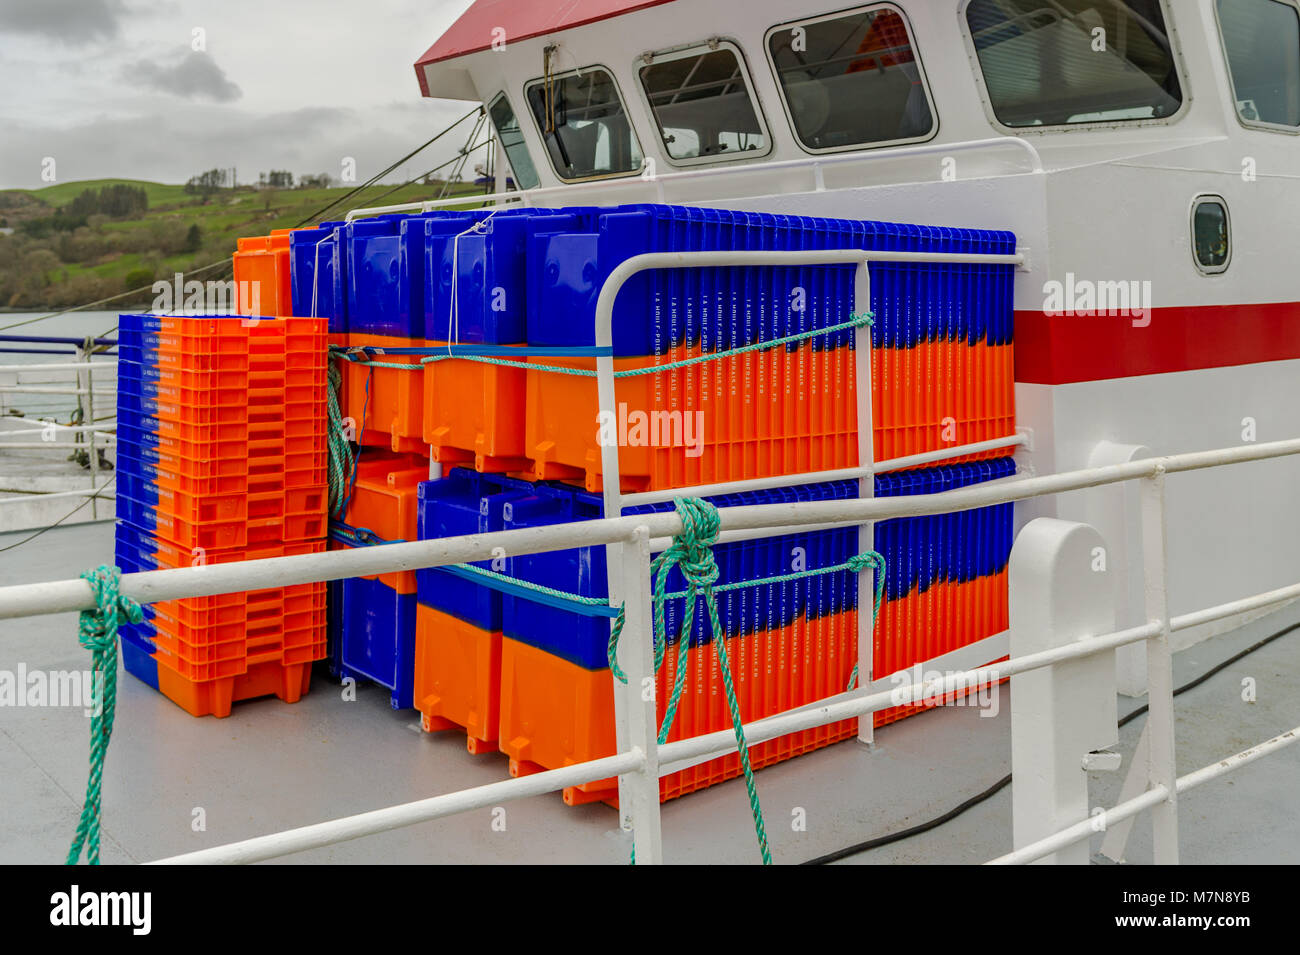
114, 295, 330, 717
284, 201, 1019, 806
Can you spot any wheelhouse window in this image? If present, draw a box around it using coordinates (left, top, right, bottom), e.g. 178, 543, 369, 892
1192, 196, 1231, 274
964, 0, 1183, 127
638, 41, 770, 163
1216, 0, 1300, 129
766, 5, 936, 152
487, 93, 541, 190
524, 67, 643, 180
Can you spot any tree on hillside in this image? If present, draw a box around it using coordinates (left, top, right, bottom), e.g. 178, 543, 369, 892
185, 168, 232, 204
257, 170, 293, 189
65, 184, 147, 219
183, 223, 202, 253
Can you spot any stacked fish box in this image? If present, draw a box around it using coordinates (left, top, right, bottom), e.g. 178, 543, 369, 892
115, 313, 329, 717
275, 202, 1016, 804
331, 450, 427, 709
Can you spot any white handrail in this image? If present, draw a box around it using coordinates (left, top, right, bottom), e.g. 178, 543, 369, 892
0, 484, 116, 507
0, 361, 116, 374
2, 435, 1297, 862
2, 435, 1298, 620
990, 723, 1300, 865
345, 135, 1045, 221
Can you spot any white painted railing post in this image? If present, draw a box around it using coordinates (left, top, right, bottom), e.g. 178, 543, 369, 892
610, 527, 663, 864
75, 343, 99, 520
1009, 517, 1118, 864
853, 257, 876, 745
1140, 468, 1179, 864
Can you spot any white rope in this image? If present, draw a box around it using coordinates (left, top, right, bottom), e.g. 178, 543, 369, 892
446, 210, 500, 356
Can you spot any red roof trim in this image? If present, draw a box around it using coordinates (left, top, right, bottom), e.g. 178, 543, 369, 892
415, 0, 677, 74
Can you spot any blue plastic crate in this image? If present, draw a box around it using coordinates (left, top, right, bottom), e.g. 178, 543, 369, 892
289, 220, 348, 333
497, 456, 1017, 669
334, 574, 417, 710
523, 205, 1014, 357
874, 457, 1016, 599
121, 628, 159, 690
414, 468, 536, 630
344, 214, 427, 338
500, 481, 861, 669
423, 208, 598, 344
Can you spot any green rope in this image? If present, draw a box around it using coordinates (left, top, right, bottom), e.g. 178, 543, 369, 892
607, 519, 886, 865
327, 359, 357, 519
66, 565, 143, 866
607, 499, 770, 864
330, 312, 874, 378
846, 551, 886, 692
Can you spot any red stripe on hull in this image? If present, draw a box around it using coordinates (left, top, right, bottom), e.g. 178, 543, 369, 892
1015, 302, 1300, 384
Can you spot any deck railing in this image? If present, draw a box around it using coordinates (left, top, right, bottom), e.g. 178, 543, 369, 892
0, 251, 1296, 864
0, 337, 117, 521
1, 435, 1298, 864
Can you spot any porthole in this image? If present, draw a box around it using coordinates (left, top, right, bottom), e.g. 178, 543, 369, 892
1191, 195, 1231, 274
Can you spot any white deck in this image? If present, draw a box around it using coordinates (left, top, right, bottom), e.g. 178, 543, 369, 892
1, 521, 1297, 865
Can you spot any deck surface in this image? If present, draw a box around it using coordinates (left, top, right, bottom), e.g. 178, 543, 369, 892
1, 521, 1297, 865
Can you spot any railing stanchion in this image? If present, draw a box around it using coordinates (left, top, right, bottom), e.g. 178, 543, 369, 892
78, 343, 99, 520
611, 526, 663, 863
1140, 468, 1180, 863
853, 257, 876, 745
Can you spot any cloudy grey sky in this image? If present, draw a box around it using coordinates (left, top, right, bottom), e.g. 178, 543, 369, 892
0, 0, 479, 190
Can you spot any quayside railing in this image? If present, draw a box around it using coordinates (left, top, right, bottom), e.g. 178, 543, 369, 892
1, 436, 1299, 864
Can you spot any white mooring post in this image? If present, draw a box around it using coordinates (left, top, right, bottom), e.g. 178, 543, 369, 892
1009, 518, 1118, 864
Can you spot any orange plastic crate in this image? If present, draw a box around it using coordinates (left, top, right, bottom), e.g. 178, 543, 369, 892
523, 342, 858, 493
414, 604, 501, 754
342, 450, 428, 542
873, 571, 1009, 726
519, 338, 1015, 491
233, 230, 294, 317
872, 340, 1015, 465
499, 610, 860, 806
494, 565, 1011, 804
339, 333, 427, 454
423, 348, 531, 472
155, 660, 313, 718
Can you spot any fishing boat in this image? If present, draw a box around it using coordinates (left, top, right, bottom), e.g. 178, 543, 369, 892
1, 0, 1298, 871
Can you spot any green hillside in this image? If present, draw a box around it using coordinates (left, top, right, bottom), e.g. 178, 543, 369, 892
23, 178, 192, 207
0, 177, 493, 311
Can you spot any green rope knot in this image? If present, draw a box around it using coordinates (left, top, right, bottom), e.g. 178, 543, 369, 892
662, 497, 721, 590
608, 498, 772, 864
67, 565, 142, 866
845, 550, 886, 692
